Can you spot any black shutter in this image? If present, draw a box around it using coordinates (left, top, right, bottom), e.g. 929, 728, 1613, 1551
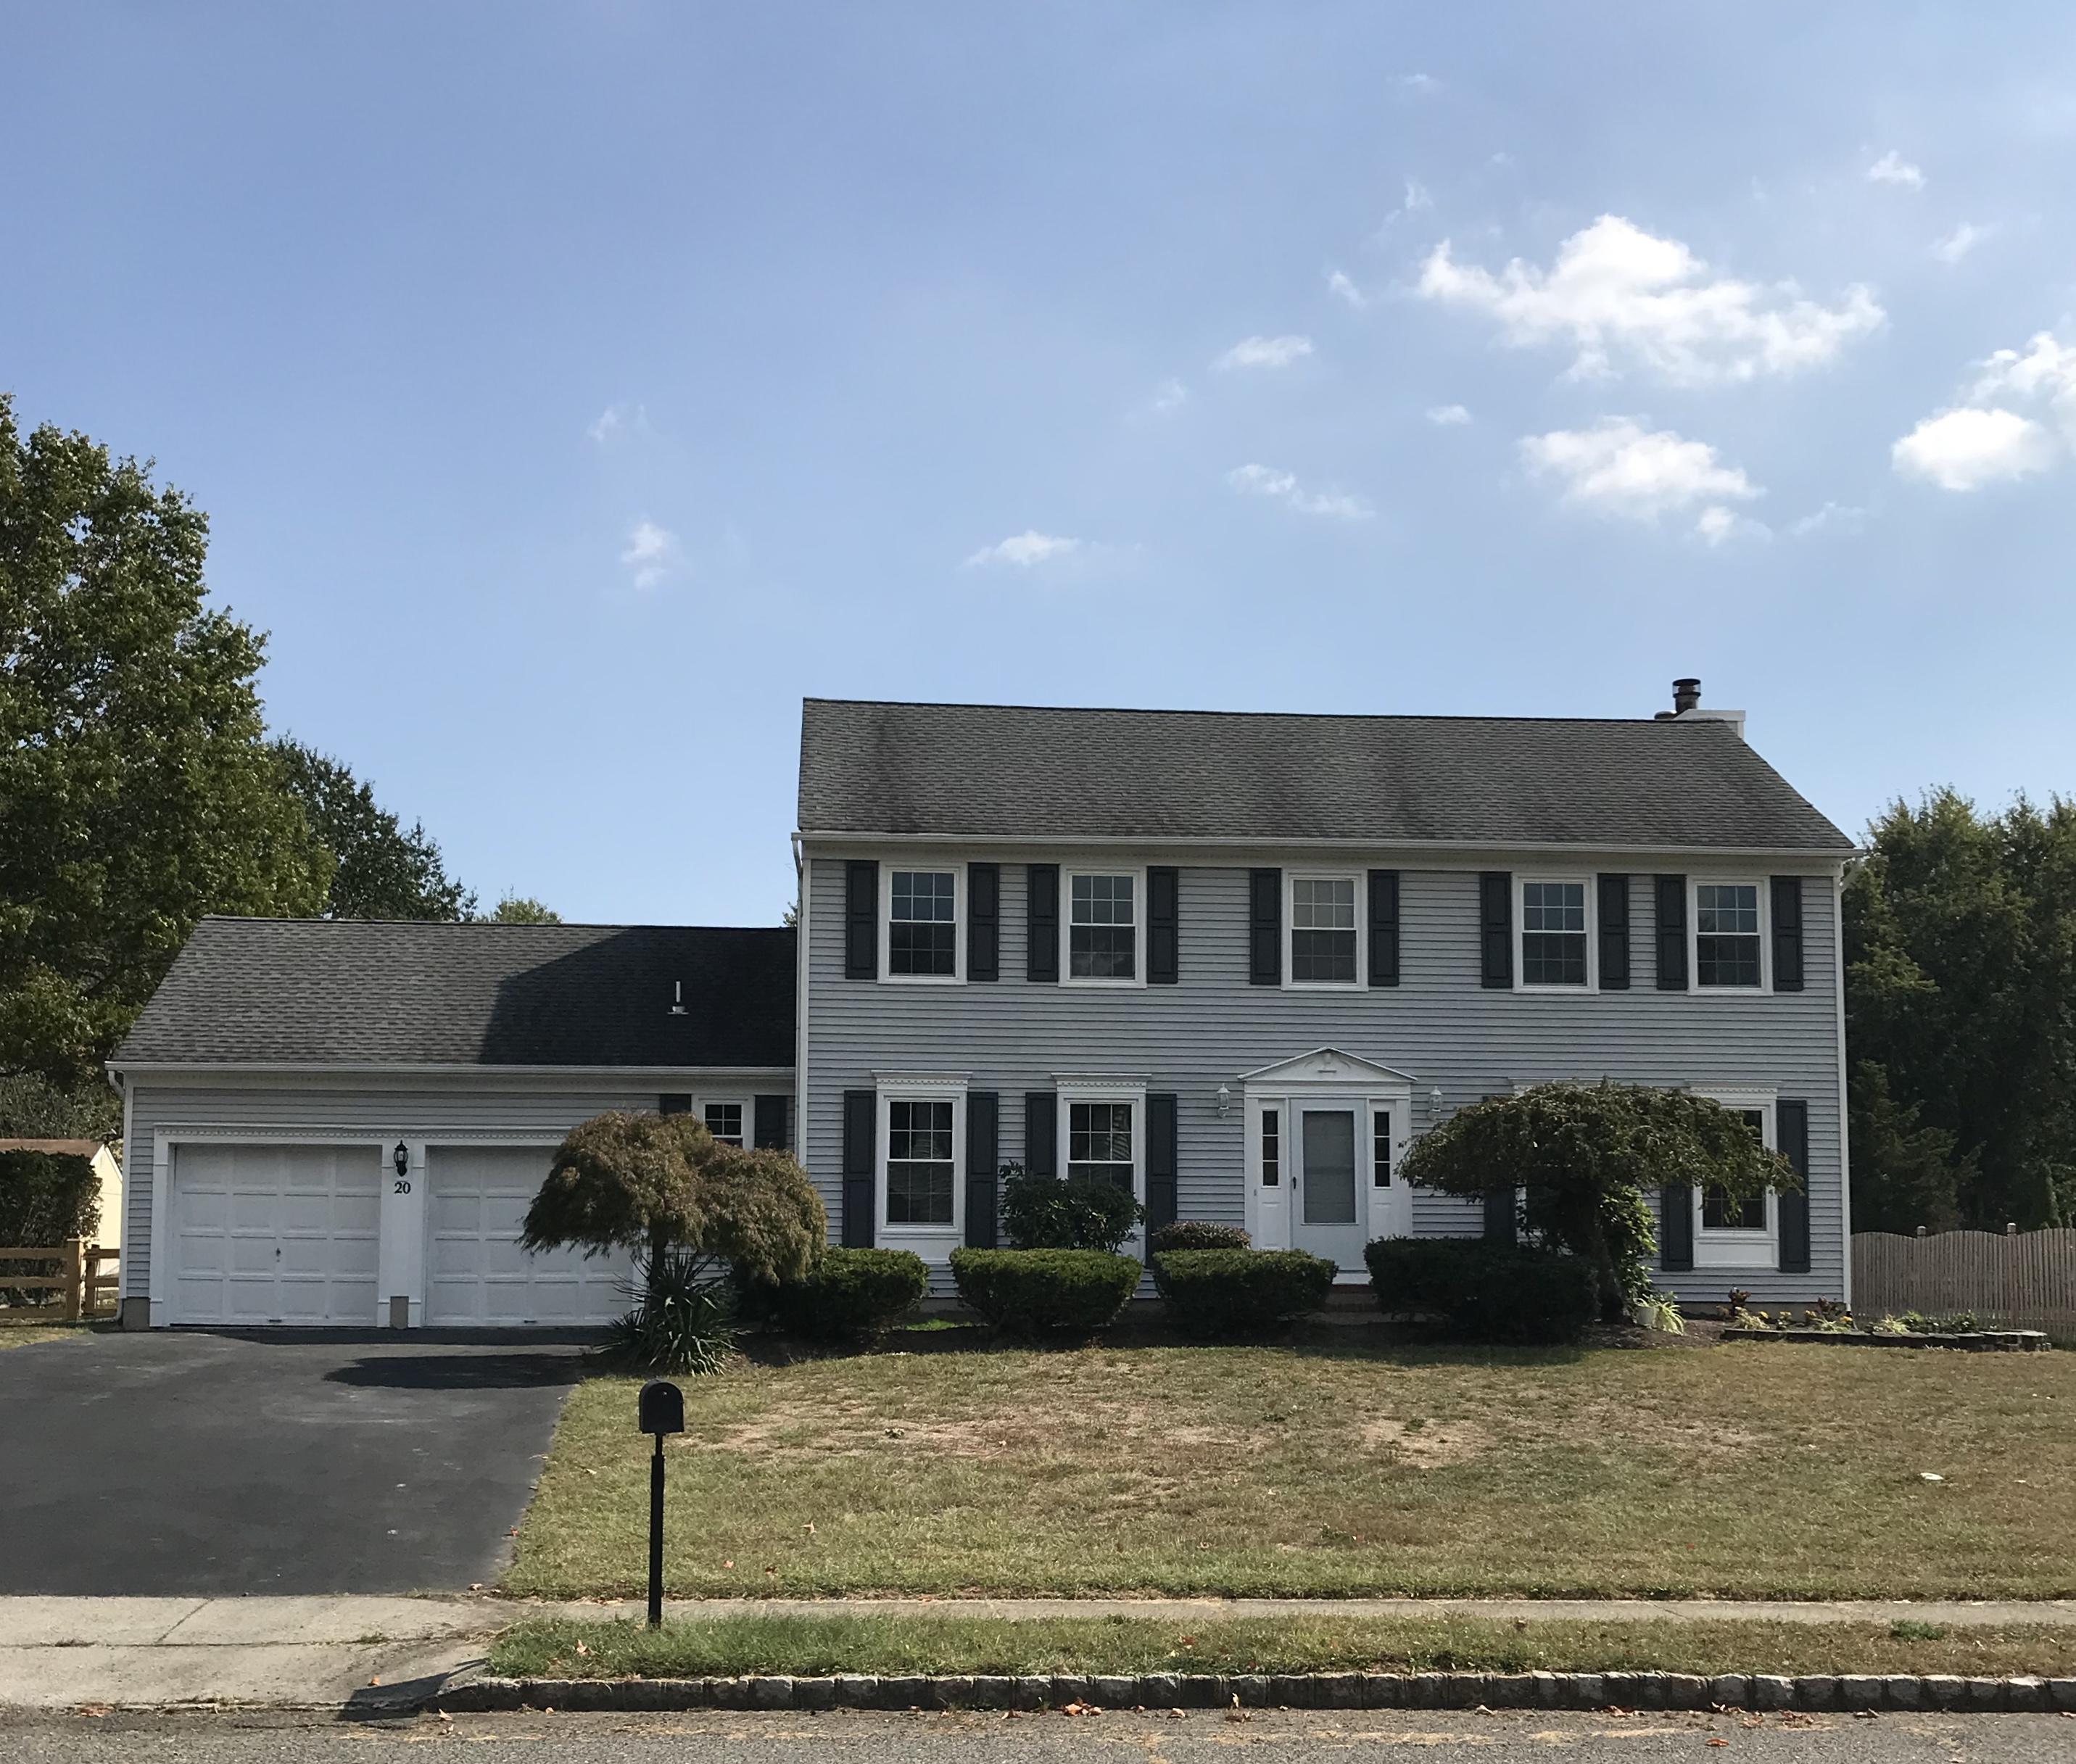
965, 1091, 999, 1248
1249, 868, 1281, 986
1148, 866, 1180, 985
658, 1093, 691, 1116
753, 1094, 789, 1151
1146, 1093, 1178, 1232
1771, 876, 1804, 993
1597, 874, 1630, 990
1023, 1091, 1056, 1177
845, 860, 877, 980
1368, 869, 1400, 987
969, 862, 1000, 982
1479, 872, 1512, 988
1026, 864, 1059, 982
1777, 1098, 1811, 1273
841, 1089, 875, 1247
1660, 1181, 1694, 1271
1655, 874, 1688, 991
1482, 1185, 1517, 1243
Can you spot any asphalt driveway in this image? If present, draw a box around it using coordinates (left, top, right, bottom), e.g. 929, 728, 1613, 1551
0, 1330, 592, 1595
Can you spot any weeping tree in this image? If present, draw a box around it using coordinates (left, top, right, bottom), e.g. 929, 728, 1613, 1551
521, 1111, 824, 1369
1398, 1082, 1798, 1317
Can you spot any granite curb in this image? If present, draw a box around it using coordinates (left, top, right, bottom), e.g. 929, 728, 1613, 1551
433, 1670, 2076, 1715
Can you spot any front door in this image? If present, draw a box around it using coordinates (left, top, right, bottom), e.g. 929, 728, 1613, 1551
1291, 1103, 1367, 1270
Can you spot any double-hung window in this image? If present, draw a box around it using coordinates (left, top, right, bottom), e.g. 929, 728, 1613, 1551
1695, 883, 1763, 989
1068, 1101, 1135, 1193
1519, 879, 1589, 987
886, 1098, 956, 1227
1702, 1107, 1770, 1230
1289, 874, 1359, 985
701, 1101, 745, 1147
1067, 871, 1139, 981
1690, 1090, 1777, 1264
887, 868, 959, 980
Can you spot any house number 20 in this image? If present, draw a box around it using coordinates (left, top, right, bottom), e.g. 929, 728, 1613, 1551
394, 1179, 412, 1194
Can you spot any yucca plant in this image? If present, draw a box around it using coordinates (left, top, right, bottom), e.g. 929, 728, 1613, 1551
602, 1249, 737, 1375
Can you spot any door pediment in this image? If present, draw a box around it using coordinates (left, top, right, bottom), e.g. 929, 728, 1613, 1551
1238, 1047, 1416, 1089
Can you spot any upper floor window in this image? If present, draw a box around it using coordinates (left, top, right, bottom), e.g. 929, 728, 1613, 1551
1520, 879, 1589, 987
1289, 874, 1358, 985
1067, 871, 1138, 981
887, 868, 958, 980
1695, 882, 1762, 989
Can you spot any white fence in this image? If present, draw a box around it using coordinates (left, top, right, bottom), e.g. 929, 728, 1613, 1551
1853, 1228, 2076, 1339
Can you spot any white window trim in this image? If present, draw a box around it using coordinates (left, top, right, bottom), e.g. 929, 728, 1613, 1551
874, 1074, 967, 1243
1515, 874, 1598, 993
1059, 865, 1149, 989
1054, 1075, 1147, 1248
694, 1095, 751, 1147
1690, 1085, 1778, 1266
1282, 869, 1365, 990
880, 861, 964, 985
1688, 877, 1771, 995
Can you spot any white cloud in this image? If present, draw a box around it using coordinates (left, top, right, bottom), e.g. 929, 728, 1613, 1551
1418, 215, 1884, 385
619, 520, 680, 589
1326, 269, 1368, 310
962, 530, 1083, 568
1225, 463, 1373, 521
588, 402, 649, 444
1426, 404, 1473, 426
1213, 334, 1314, 371
1790, 500, 1866, 538
1395, 73, 1439, 94
1892, 407, 2055, 491
1520, 417, 1762, 540
1971, 331, 2076, 430
1144, 378, 1188, 415
1867, 151, 1927, 190
1695, 505, 1769, 547
1932, 222, 1989, 265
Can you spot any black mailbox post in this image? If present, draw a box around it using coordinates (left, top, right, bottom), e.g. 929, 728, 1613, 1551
637, 1379, 685, 1626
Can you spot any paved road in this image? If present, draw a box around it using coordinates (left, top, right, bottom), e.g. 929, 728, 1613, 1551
0, 1330, 591, 1595
4, 1710, 2072, 1762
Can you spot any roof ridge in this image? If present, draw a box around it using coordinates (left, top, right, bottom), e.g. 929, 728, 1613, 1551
191, 916, 795, 933
803, 696, 1714, 726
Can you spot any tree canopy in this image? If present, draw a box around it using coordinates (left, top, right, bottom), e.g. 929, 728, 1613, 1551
486, 893, 561, 924
0, 395, 331, 1085
1845, 790, 2076, 1229
275, 737, 474, 921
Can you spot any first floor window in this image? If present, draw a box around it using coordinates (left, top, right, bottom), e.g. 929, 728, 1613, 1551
1372, 1109, 1392, 1185
703, 1102, 744, 1146
1069, 1101, 1134, 1192
1701, 1107, 1769, 1229
1261, 1108, 1281, 1186
887, 1099, 955, 1224
1521, 880, 1588, 986
1291, 876, 1357, 982
889, 869, 956, 977
1069, 871, 1136, 979
1696, 883, 1761, 987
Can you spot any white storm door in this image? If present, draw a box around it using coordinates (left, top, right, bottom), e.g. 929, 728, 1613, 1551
1290, 1102, 1368, 1270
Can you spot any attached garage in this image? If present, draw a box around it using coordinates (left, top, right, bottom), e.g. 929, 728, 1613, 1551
168, 1143, 381, 1327
425, 1146, 632, 1326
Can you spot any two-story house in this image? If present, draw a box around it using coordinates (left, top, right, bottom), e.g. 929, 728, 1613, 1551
107, 679, 1853, 1328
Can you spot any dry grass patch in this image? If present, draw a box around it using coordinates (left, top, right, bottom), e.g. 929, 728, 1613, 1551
507, 1336, 2076, 1599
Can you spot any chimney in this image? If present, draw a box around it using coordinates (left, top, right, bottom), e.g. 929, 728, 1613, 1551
1655, 675, 1748, 740
1672, 676, 1701, 715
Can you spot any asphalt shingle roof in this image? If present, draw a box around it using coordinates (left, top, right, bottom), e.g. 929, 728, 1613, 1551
797, 698, 1853, 853
114, 919, 796, 1069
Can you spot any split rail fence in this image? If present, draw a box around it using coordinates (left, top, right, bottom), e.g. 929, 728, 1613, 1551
1853, 1227, 2076, 1340
0, 1240, 120, 1321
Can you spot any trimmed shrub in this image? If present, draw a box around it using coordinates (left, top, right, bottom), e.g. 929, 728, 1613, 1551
1150, 1248, 1336, 1336
761, 1248, 930, 1341
998, 1166, 1143, 1254
1146, 1220, 1250, 1254
1364, 1236, 1598, 1344
948, 1247, 1141, 1336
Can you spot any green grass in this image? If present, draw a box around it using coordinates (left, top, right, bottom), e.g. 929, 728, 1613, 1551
506, 1336, 2076, 1600
0, 1315, 86, 1348
489, 1613, 2076, 1681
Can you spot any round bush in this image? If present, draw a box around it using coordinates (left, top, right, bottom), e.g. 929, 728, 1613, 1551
766, 1247, 930, 1341
1146, 1220, 1251, 1254
1364, 1236, 1597, 1343
1150, 1248, 1335, 1336
999, 1168, 1144, 1253
948, 1247, 1141, 1336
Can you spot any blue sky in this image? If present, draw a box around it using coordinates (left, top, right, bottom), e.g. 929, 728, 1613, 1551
7, 4, 2075, 924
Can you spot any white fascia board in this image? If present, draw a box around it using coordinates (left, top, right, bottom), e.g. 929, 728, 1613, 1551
109, 1062, 796, 1088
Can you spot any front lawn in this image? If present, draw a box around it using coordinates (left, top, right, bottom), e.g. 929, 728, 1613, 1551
506, 1336, 2076, 1600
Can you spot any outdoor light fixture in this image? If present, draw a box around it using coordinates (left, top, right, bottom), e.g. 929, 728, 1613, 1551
392, 1140, 409, 1180
1217, 1083, 1232, 1118
1427, 1087, 1444, 1116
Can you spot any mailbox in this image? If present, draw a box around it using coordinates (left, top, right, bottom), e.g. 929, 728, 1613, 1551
639, 1378, 685, 1438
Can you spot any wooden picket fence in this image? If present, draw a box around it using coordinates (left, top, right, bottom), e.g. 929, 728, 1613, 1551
0, 1240, 120, 1321
1853, 1227, 2076, 1340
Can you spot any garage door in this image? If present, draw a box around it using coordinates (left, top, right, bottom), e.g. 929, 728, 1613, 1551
170, 1143, 381, 1325
425, 1146, 633, 1326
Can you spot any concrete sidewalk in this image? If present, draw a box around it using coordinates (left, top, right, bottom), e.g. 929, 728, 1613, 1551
5, 1593, 2075, 1711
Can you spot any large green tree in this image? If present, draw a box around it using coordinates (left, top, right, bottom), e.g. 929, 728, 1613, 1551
1845, 790, 2076, 1229
0, 396, 331, 1085
276, 737, 475, 921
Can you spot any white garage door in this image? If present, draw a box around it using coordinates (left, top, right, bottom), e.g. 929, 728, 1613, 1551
425, 1146, 634, 1326
170, 1143, 381, 1326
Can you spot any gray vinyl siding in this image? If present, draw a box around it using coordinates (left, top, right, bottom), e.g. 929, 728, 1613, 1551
803, 853, 1846, 1307
120, 1077, 790, 1301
